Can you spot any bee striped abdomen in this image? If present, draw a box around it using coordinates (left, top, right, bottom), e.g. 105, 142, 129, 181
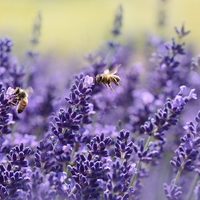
16, 98, 28, 113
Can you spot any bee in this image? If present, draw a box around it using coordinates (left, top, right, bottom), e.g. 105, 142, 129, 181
8, 87, 33, 113
95, 64, 121, 91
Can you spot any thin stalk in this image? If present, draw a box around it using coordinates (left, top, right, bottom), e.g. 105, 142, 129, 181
173, 166, 182, 186
66, 147, 76, 177
130, 160, 141, 186
130, 135, 153, 186
173, 156, 187, 187
186, 173, 199, 200
23, 11, 41, 88
69, 186, 76, 195
23, 56, 34, 89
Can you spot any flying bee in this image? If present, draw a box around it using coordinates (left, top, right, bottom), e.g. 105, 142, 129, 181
8, 86, 33, 113
95, 64, 121, 91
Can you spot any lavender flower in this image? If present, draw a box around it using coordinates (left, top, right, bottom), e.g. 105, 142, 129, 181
87, 133, 112, 157
0, 37, 13, 68
115, 130, 133, 160
164, 179, 182, 200
104, 130, 136, 200
6, 143, 31, 168
111, 5, 123, 36
174, 22, 190, 39
68, 149, 109, 199
164, 110, 200, 200
83, 75, 94, 88
0, 143, 31, 199
140, 86, 197, 141
0, 37, 25, 88
0, 85, 16, 145
51, 74, 94, 147
147, 26, 192, 103
34, 139, 55, 170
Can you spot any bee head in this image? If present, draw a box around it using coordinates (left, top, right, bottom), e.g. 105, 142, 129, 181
14, 87, 20, 95
95, 74, 103, 84
14, 88, 26, 99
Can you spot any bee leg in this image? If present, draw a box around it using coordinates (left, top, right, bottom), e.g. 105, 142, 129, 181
113, 79, 119, 86
8, 97, 19, 106
8, 101, 17, 106
103, 83, 108, 88
108, 83, 114, 91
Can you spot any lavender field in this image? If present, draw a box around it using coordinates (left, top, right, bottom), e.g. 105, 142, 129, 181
1, 2, 200, 200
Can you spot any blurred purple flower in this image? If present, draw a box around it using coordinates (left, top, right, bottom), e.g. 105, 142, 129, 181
174, 22, 190, 39
83, 75, 94, 88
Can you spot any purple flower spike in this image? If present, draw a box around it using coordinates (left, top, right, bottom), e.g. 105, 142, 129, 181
140, 86, 197, 143
174, 22, 190, 39
115, 130, 133, 160
164, 180, 182, 200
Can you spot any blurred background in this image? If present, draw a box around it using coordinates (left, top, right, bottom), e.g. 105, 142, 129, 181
0, 0, 200, 73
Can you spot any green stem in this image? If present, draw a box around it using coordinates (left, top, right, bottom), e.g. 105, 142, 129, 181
144, 135, 153, 149
186, 173, 199, 200
23, 57, 33, 89
173, 156, 187, 187
66, 147, 76, 177
129, 116, 175, 187
69, 186, 76, 195
173, 166, 182, 186
130, 160, 141, 186
130, 135, 153, 186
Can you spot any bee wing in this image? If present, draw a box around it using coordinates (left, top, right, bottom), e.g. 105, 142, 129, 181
25, 86, 34, 95
109, 64, 121, 75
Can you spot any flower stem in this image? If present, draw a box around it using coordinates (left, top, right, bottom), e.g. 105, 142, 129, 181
130, 160, 141, 186
69, 186, 76, 196
173, 167, 182, 186
130, 135, 153, 186
173, 156, 187, 187
186, 173, 199, 200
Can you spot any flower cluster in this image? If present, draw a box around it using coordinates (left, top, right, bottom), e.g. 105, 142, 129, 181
0, 37, 24, 88
164, 110, 200, 200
